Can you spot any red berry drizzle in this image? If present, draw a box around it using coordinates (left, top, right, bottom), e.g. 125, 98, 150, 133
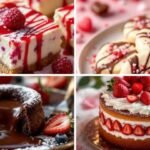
0, 3, 59, 72
58, 5, 74, 51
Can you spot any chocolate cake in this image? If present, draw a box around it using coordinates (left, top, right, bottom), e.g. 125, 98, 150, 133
0, 84, 44, 135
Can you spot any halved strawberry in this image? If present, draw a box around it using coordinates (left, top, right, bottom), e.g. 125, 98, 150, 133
43, 113, 71, 135
140, 91, 150, 105
105, 118, 113, 131
99, 112, 105, 124
113, 120, 122, 132
122, 124, 132, 135
127, 95, 138, 103
113, 83, 129, 98
146, 127, 150, 135
132, 82, 143, 94
134, 125, 144, 136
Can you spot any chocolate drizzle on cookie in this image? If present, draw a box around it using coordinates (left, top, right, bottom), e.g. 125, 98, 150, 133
129, 52, 150, 74
95, 42, 136, 74
137, 32, 150, 38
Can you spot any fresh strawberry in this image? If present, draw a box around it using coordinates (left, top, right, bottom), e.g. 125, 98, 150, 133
113, 120, 122, 132
140, 91, 150, 105
141, 77, 150, 91
52, 57, 73, 74
113, 83, 129, 98
99, 112, 105, 124
43, 113, 71, 135
132, 83, 143, 94
114, 77, 130, 87
78, 17, 93, 32
30, 83, 49, 105
45, 77, 68, 89
124, 76, 141, 84
0, 77, 12, 84
134, 125, 144, 136
146, 127, 150, 135
122, 124, 132, 135
2, 7, 25, 30
127, 95, 139, 103
105, 118, 113, 131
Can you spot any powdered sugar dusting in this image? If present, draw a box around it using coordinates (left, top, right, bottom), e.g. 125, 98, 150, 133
0, 84, 41, 105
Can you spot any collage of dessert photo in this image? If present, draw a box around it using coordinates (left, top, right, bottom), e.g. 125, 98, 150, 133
0, 0, 150, 150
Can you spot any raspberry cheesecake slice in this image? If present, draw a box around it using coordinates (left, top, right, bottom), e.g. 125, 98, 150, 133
54, 4, 74, 48
0, 3, 62, 73
99, 76, 150, 149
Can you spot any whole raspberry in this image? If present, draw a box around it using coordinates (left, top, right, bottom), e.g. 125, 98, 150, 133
52, 57, 73, 74
2, 7, 25, 30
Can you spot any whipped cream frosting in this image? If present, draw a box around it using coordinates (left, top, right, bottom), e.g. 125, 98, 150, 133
101, 92, 150, 116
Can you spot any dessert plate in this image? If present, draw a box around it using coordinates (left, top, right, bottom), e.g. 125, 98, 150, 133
78, 21, 126, 74
84, 117, 122, 150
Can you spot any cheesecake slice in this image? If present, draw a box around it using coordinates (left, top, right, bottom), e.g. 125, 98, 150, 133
0, 3, 63, 73
0, 0, 74, 16
54, 4, 74, 47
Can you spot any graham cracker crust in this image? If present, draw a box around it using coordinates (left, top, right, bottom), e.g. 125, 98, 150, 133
0, 52, 59, 74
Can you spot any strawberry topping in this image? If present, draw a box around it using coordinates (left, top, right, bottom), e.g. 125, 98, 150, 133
113, 120, 122, 132
127, 95, 138, 103
132, 83, 143, 94
140, 91, 150, 105
134, 125, 144, 136
122, 124, 132, 135
146, 127, 150, 135
105, 118, 113, 131
113, 83, 129, 98
100, 112, 105, 125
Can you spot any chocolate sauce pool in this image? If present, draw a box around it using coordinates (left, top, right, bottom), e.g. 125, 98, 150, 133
0, 100, 41, 149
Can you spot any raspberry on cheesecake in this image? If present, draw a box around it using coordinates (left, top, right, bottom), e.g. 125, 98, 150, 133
0, 3, 63, 73
99, 76, 150, 149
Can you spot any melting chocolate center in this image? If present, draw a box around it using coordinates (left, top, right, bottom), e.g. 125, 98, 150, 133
0, 99, 41, 149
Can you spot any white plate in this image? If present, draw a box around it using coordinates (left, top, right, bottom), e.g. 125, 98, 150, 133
78, 21, 126, 74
